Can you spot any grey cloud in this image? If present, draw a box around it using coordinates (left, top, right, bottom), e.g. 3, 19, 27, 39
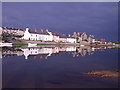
2, 2, 118, 41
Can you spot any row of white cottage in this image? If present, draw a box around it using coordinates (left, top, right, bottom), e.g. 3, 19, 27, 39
22, 28, 76, 43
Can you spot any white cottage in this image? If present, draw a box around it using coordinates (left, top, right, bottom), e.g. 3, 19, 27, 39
22, 28, 53, 41
66, 35, 76, 43
59, 34, 76, 43
59, 34, 67, 43
2, 27, 24, 36
52, 32, 60, 42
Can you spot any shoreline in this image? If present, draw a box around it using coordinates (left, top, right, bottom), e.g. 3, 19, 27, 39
12, 43, 116, 48
12, 43, 115, 46
1, 40, 118, 47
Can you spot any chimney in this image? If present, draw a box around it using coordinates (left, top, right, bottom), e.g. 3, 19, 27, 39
68, 34, 71, 37
46, 29, 49, 32
63, 34, 65, 36
77, 32, 80, 35
26, 28, 29, 32
40, 29, 44, 32
91, 35, 94, 38
74, 32, 76, 35
34, 29, 37, 32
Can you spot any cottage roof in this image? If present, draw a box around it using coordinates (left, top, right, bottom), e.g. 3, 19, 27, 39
51, 32, 60, 36
95, 39, 105, 41
66, 35, 75, 39
29, 30, 49, 35
59, 34, 67, 38
58, 34, 75, 39
72, 32, 84, 37
77, 32, 84, 36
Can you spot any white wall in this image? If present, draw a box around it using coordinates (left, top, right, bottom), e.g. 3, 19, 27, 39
22, 28, 31, 40
0, 27, 2, 35
67, 38, 76, 43
22, 28, 54, 41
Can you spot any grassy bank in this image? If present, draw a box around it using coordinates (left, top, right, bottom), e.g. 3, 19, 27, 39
112, 41, 120, 44
13, 44, 27, 45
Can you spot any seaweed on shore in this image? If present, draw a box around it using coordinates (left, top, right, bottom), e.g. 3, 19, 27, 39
84, 70, 120, 78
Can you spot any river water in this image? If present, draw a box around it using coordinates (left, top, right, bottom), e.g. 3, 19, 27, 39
1, 46, 118, 88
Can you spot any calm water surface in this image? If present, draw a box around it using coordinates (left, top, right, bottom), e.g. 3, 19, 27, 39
2, 46, 118, 88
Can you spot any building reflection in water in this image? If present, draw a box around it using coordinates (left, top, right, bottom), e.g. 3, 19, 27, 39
0, 48, 2, 60
1, 46, 114, 60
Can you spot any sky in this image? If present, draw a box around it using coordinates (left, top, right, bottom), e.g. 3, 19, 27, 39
2, 2, 118, 41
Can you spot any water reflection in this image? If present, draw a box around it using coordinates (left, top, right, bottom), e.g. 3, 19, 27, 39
1, 45, 115, 60
2, 45, 118, 88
